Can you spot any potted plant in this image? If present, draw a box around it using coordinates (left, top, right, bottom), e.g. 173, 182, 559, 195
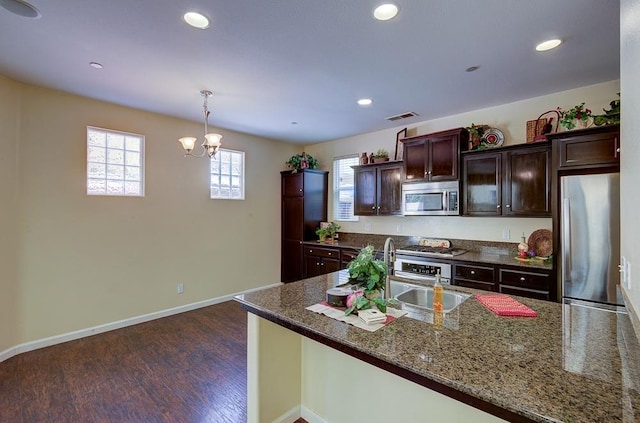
372, 149, 389, 163
315, 227, 329, 242
326, 222, 341, 242
557, 103, 593, 130
465, 123, 489, 150
593, 94, 620, 126
344, 245, 389, 315
286, 152, 319, 171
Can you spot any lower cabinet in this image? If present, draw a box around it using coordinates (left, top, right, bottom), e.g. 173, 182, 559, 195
304, 246, 341, 278
453, 261, 554, 301
340, 248, 359, 270
498, 267, 553, 301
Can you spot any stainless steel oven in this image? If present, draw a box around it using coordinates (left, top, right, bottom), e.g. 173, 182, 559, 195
402, 181, 460, 216
394, 255, 452, 284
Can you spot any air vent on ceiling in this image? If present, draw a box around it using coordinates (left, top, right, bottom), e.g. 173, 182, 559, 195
386, 112, 419, 121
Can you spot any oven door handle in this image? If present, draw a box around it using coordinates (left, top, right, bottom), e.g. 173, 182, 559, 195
443, 190, 448, 212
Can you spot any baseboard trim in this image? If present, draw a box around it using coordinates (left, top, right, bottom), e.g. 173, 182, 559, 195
301, 406, 327, 423
272, 405, 302, 423
0, 282, 282, 364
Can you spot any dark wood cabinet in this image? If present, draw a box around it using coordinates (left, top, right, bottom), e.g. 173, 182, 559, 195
340, 248, 359, 269
462, 143, 551, 217
453, 260, 554, 301
281, 170, 328, 283
548, 124, 620, 170
353, 161, 403, 216
303, 245, 341, 277
499, 267, 553, 301
453, 262, 497, 291
402, 128, 468, 183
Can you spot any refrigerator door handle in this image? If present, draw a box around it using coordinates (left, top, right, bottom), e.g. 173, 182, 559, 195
562, 198, 572, 285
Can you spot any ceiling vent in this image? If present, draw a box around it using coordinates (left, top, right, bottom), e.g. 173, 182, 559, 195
386, 111, 419, 121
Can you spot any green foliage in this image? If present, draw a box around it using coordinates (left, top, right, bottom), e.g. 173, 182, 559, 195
347, 245, 388, 293
326, 222, 341, 237
557, 103, 592, 130
372, 149, 389, 158
286, 152, 319, 170
593, 94, 620, 126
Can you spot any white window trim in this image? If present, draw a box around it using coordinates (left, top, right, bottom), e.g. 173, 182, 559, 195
333, 154, 359, 222
210, 148, 245, 200
86, 126, 145, 197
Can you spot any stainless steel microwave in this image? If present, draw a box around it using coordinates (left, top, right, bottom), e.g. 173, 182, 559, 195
402, 181, 460, 216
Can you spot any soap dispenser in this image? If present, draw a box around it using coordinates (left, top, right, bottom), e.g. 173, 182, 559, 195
518, 233, 529, 258
433, 270, 443, 308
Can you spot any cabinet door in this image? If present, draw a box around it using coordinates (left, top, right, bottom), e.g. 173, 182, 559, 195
503, 146, 550, 216
556, 129, 620, 168
353, 166, 377, 215
453, 262, 497, 291
403, 139, 428, 182
282, 172, 304, 197
304, 255, 325, 278
429, 135, 459, 181
377, 164, 403, 215
282, 197, 304, 240
282, 239, 303, 282
462, 153, 501, 216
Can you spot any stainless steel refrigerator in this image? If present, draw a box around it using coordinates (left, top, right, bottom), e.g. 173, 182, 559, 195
561, 172, 623, 306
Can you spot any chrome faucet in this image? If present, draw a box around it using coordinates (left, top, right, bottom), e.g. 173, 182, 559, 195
383, 237, 396, 299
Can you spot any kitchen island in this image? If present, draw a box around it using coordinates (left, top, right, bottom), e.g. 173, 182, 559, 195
235, 270, 640, 423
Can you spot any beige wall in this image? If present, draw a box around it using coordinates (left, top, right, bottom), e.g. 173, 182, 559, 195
0, 76, 22, 352
305, 80, 620, 243
1, 76, 297, 346
620, 1, 640, 319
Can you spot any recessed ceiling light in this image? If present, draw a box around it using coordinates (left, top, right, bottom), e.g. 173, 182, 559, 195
357, 98, 373, 106
183, 12, 210, 29
0, 0, 41, 19
89, 62, 103, 69
291, 121, 298, 125
373, 4, 399, 21
536, 39, 562, 52
465, 65, 480, 72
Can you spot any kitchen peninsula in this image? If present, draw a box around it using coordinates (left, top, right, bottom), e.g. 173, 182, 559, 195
236, 271, 640, 423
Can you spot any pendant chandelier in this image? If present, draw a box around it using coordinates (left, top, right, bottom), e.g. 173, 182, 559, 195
178, 90, 222, 158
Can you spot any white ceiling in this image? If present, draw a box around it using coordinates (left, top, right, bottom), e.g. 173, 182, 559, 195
0, 0, 620, 144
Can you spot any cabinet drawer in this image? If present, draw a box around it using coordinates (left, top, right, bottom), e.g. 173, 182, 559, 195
499, 269, 550, 290
499, 285, 549, 301
455, 264, 495, 283
341, 248, 359, 264
558, 133, 619, 168
455, 279, 496, 291
304, 246, 339, 259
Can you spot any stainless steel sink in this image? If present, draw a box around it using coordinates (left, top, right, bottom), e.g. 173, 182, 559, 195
390, 280, 470, 313
395, 288, 470, 313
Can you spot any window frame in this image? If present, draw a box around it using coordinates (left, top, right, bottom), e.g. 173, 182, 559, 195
332, 154, 360, 222
86, 126, 145, 197
210, 148, 245, 200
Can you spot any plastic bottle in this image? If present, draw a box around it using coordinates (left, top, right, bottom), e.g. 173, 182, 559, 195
433, 270, 443, 309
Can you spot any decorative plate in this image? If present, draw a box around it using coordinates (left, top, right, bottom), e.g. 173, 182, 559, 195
528, 229, 552, 258
481, 128, 505, 148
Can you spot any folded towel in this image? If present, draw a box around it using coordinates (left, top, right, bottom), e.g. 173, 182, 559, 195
475, 294, 538, 317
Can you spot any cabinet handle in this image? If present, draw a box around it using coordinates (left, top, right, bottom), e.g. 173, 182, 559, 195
497, 205, 501, 209
299, 188, 303, 192
372, 206, 376, 210
520, 277, 526, 281
328, 252, 332, 256
310, 249, 313, 253
470, 270, 475, 274
506, 204, 511, 208
321, 262, 324, 266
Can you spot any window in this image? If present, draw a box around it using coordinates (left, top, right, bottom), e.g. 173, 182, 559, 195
87, 126, 144, 196
333, 155, 359, 221
210, 148, 245, 199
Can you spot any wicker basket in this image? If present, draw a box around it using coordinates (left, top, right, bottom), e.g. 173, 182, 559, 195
528, 229, 552, 258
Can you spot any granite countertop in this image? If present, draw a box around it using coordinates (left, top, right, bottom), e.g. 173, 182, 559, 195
236, 270, 640, 423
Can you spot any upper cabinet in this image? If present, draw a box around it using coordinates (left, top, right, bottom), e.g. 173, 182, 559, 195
403, 128, 469, 183
462, 143, 551, 217
547, 124, 620, 170
353, 161, 403, 216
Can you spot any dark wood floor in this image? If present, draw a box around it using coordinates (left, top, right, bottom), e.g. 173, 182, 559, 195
0, 300, 308, 423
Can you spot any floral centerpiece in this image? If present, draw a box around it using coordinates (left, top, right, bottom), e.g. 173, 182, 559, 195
344, 245, 390, 315
557, 103, 592, 130
286, 152, 319, 170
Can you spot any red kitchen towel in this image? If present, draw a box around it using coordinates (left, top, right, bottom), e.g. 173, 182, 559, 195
475, 294, 538, 317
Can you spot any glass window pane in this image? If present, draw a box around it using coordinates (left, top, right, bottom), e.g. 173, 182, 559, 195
333, 156, 359, 221
125, 136, 141, 152
125, 151, 140, 166
87, 127, 144, 197
88, 146, 106, 163
107, 133, 125, 149
210, 148, 244, 200
88, 130, 106, 147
